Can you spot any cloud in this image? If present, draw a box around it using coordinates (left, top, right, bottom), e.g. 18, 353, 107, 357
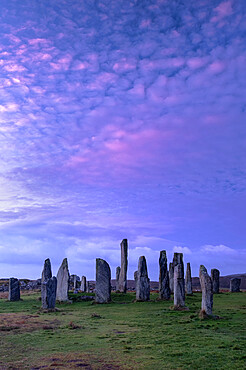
201, 244, 236, 254
173, 246, 192, 255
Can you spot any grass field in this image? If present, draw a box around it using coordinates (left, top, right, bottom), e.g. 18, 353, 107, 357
0, 291, 245, 369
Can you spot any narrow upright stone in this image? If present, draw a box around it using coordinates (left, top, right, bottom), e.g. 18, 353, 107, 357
8, 278, 20, 301
119, 239, 128, 293
230, 278, 241, 292
86, 281, 90, 293
56, 258, 70, 302
41, 258, 52, 306
42, 277, 57, 309
159, 250, 170, 300
211, 269, 220, 294
81, 276, 86, 292
115, 266, 121, 291
173, 253, 185, 307
95, 259, 111, 303
134, 271, 138, 289
199, 265, 213, 315
185, 263, 193, 295
169, 262, 174, 294
42, 258, 52, 282
136, 256, 150, 301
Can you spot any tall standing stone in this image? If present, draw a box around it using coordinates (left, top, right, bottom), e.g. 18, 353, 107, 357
56, 258, 70, 302
199, 265, 213, 315
95, 259, 111, 303
169, 262, 174, 294
42, 277, 57, 309
41, 258, 52, 306
86, 281, 90, 293
8, 278, 20, 301
159, 250, 170, 300
81, 276, 86, 292
119, 239, 128, 293
230, 278, 241, 292
115, 266, 121, 291
211, 269, 220, 294
173, 253, 185, 307
136, 256, 150, 301
185, 263, 192, 295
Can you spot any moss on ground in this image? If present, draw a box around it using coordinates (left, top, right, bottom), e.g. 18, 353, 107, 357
0, 292, 245, 369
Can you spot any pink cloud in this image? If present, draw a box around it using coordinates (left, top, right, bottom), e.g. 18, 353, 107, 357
211, 1, 233, 22
187, 57, 208, 69
207, 60, 226, 74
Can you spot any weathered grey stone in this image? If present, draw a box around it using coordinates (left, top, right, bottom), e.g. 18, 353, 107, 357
199, 265, 213, 315
95, 258, 111, 303
169, 262, 174, 294
119, 239, 128, 293
8, 278, 20, 301
159, 250, 170, 300
41, 258, 52, 282
173, 253, 185, 307
136, 256, 150, 301
41, 258, 52, 305
86, 281, 90, 293
56, 258, 69, 302
41, 277, 57, 309
81, 276, 86, 292
115, 266, 121, 291
185, 262, 192, 295
230, 278, 241, 292
211, 269, 220, 294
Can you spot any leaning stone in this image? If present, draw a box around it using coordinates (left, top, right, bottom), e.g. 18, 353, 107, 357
230, 278, 241, 292
8, 278, 20, 301
56, 258, 70, 302
185, 263, 193, 295
136, 256, 150, 301
211, 269, 220, 294
81, 276, 86, 292
115, 266, 121, 291
199, 265, 213, 316
173, 253, 185, 308
159, 250, 170, 300
95, 259, 111, 303
119, 239, 128, 293
41, 277, 57, 309
169, 262, 174, 294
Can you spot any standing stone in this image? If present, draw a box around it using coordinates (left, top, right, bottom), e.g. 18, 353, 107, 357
41, 258, 52, 306
159, 250, 170, 300
173, 253, 185, 307
8, 278, 20, 301
41, 258, 52, 282
199, 265, 213, 315
115, 266, 121, 291
56, 258, 70, 302
95, 259, 111, 303
230, 278, 241, 292
211, 269, 220, 294
169, 262, 174, 294
81, 276, 86, 292
185, 263, 193, 295
119, 239, 128, 293
42, 277, 57, 309
136, 256, 150, 301
86, 281, 90, 293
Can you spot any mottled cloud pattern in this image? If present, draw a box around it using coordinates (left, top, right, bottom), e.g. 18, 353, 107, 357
0, 0, 245, 278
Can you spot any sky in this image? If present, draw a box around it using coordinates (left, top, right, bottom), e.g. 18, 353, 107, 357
0, 0, 245, 280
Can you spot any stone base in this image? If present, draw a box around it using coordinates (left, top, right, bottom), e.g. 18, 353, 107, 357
171, 305, 189, 311
199, 310, 221, 320
39, 307, 60, 313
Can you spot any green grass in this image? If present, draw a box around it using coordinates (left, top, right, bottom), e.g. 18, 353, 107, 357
0, 291, 245, 369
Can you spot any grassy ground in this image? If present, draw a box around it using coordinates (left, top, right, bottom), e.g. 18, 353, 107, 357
0, 291, 245, 369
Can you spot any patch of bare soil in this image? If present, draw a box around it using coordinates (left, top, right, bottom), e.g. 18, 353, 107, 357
31, 352, 125, 369
0, 313, 60, 333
